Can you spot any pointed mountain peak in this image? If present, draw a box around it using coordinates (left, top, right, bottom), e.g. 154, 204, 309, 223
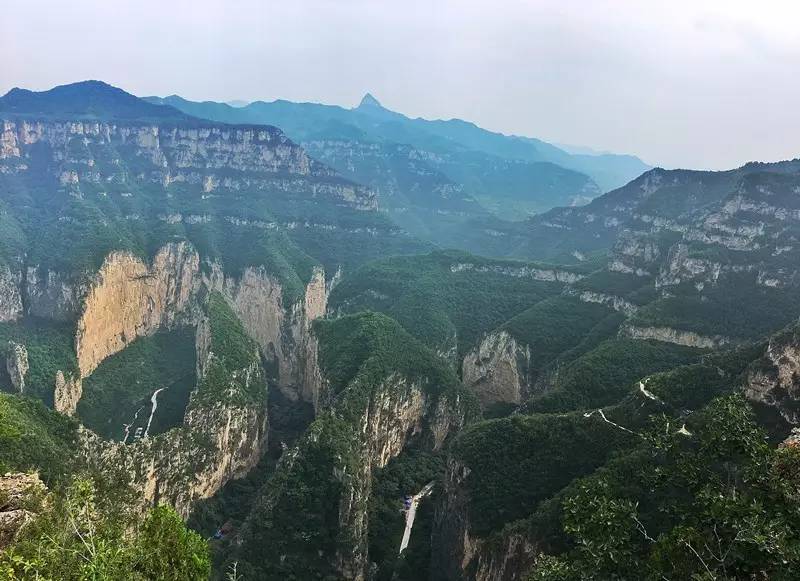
358, 93, 383, 109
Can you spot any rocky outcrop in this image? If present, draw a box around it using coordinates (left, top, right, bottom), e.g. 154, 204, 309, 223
75, 242, 200, 378
0, 265, 23, 322
432, 458, 539, 581
5, 342, 28, 393
450, 262, 584, 284
334, 377, 470, 579
1, 118, 376, 210
207, 264, 329, 408
0, 472, 47, 550
744, 328, 800, 426
336, 376, 457, 579
239, 370, 472, 580
53, 370, 82, 416
572, 289, 638, 315
83, 300, 268, 518
622, 323, 730, 349
25, 266, 88, 320
462, 331, 532, 409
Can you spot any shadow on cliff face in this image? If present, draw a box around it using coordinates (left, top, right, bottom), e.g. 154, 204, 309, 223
186, 380, 315, 576
77, 327, 197, 441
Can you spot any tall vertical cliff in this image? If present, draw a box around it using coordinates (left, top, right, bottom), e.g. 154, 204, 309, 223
76, 242, 200, 377
235, 313, 478, 580
83, 292, 268, 518
462, 331, 532, 409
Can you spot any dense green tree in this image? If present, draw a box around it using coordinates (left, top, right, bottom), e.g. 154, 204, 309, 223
531, 395, 800, 580
0, 477, 210, 581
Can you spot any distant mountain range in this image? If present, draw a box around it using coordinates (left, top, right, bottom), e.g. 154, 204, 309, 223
5, 80, 800, 581
145, 92, 651, 240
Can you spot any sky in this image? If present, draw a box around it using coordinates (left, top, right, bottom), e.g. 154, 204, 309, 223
2, 0, 799, 170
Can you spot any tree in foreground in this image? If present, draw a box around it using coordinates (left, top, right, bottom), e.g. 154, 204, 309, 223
0, 476, 210, 580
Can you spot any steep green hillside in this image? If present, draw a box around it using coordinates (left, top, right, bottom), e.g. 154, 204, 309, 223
530, 339, 703, 412
77, 328, 196, 440
234, 312, 477, 579
329, 250, 590, 357
0, 393, 78, 482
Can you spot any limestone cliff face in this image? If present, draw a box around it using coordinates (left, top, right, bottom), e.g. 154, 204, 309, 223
206, 264, 329, 408
0, 265, 23, 322
572, 289, 639, 315
239, 370, 472, 581
335, 377, 470, 579
621, 323, 729, 349
432, 458, 539, 581
5, 342, 28, 393
25, 266, 88, 320
744, 328, 800, 426
462, 331, 532, 409
53, 370, 82, 416
1, 118, 376, 210
336, 377, 438, 579
84, 312, 268, 518
75, 242, 200, 378
450, 262, 584, 284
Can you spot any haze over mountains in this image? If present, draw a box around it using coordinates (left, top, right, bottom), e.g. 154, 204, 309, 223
3, 80, 800, 581
146, 91, 651, 228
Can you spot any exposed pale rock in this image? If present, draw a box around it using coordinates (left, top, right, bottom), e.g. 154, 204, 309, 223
0, 265, 23, 322
1, 119, 376, 209
5, 342, 28, 393
83, 320, 267, 518
450, 263, 583, 284
744, 330, 800, 425
622, 323, 730, 349
573, 289, 638, 315
0, 472, 46, 549
53, 370, 82, 416
334, 376, 469, 579
462, 331, 532, 409
209, 265, 328, 407
75, 241, 200, 378
0, 121, 21, 158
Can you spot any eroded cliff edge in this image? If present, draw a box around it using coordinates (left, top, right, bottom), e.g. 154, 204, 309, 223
235, 313, 478, 581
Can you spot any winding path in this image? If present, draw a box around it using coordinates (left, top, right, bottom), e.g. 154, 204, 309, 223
399, 481, 435, 555
143, 387, 167, 439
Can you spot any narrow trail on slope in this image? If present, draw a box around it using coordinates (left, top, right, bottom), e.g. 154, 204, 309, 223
638, 378, 663, 403
399, 481, 435, 555
583, 408, 637, 435
143, 387, 168, 439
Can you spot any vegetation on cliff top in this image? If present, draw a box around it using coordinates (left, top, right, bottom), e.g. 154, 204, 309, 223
530, 396, 800, 581
452, 411, 636, 535
235, 312, 476, 579
0, 393, 78, 483
328, 250, 579, 357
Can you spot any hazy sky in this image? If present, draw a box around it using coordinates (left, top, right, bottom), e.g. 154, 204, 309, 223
3, 0, 799, 169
